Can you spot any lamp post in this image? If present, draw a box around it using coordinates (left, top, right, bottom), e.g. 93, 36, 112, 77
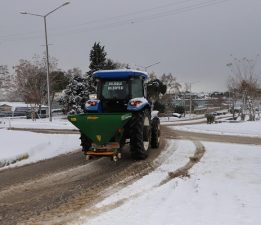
144, 61, 160, 71
20, 2, 70, 122
189, 83, 192, 115
135, 61, 160, 72
188, 81, 199, 116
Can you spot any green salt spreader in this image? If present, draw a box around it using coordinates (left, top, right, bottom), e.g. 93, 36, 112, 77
68, 113, 132, 159
67, 70, 161, 161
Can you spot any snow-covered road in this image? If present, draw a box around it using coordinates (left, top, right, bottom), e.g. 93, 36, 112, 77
0, 117, 261, 225
72, 140, 261, 225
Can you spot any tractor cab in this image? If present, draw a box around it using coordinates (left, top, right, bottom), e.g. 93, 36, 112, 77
85, 70, 149, 113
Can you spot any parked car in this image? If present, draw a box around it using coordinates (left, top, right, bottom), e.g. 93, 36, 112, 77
211, 111, 222, 116
173, 113, 182, 118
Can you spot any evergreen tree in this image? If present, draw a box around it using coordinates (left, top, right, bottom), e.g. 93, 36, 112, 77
103, 58, 118, 70
59, 42, 127, 114
59, 69, 96, 114
89, 42, 107, 73
88, 42, 125, 73
50, 71, 69, 103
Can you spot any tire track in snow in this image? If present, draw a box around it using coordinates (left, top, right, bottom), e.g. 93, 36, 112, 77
159, 140, 205, 186
66, 140, 205, 225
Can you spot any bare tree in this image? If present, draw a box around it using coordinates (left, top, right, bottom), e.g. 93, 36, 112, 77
13, 54, 59, 107
227, 56, 260, 121
227, 76, 239, 119
14, 59, 46, 106
0, 65, 9, 88
66, 68, 82, 79
159, 73, 181, 112
148, 71, 157, 81
161, 73, 181, 94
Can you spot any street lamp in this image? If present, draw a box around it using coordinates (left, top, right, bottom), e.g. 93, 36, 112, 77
20, 2, 70, 122
144, 61, 160, 71
135, 61, 160, 72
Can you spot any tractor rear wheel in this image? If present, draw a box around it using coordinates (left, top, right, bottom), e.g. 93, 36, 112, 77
129, 110, 151, 160
80, 132, 92, 152
151, 117, 160, 148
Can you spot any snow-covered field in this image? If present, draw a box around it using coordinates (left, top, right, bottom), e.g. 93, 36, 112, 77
173, 119, 261, 138
0, 116, 78, 168
0, 116, 76, 130
71, 140, 261, 225
160, 113, 232, 125
0, 129, 80, 169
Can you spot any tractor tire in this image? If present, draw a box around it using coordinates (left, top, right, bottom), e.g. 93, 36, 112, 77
151, 117, 160, 148
129, 110, 151, 160
80, 132, 92, 151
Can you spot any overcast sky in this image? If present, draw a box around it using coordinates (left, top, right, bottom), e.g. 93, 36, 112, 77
1, 0, 261, 92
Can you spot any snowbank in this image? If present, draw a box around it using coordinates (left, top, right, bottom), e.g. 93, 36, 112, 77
173, 120, 261, 138
0, 129, 80, 169
0, 116, 76, 130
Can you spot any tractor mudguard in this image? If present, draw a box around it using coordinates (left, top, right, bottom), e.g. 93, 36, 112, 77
127, 97, 150, 111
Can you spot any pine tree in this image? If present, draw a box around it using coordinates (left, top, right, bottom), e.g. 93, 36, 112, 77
59, 42, 126, 114
59, 70, 96, 114
88, 42, 124, 73
89, 42, 107, 73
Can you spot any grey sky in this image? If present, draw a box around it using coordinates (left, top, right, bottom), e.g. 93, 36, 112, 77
0, 0, 261, 92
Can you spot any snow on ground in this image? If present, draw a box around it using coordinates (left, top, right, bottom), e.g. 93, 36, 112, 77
72, 140, 261, 225
160, 113, 232, 125
0, 114, 260, 224
0, 129, 80, 169
173, 119, 261, 138
0, 116, 76, 130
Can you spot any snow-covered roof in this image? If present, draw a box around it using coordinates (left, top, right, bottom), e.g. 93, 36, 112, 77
94, 69, 148, 79
0, 102, 28, 111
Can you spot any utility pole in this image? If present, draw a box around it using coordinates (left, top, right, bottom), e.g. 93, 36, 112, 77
189, 83, 192, 115
20, 2, 70, 122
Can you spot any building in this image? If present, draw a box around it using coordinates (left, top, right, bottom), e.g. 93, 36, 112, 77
0, 102, 48, 117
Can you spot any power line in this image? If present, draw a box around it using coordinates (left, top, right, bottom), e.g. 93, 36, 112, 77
0, 0, 196, 39
49, 0, 232, 38
128, 0, 231, 24
1, 0, 232, 43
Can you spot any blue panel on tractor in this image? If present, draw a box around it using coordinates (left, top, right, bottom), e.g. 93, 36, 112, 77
94, 69, 148, 80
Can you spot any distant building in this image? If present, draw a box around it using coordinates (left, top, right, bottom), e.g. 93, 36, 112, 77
166, 91, 229, 114
0, 102, 48, 117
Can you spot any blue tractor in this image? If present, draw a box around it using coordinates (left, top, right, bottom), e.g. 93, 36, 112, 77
68, 69, 160, 161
